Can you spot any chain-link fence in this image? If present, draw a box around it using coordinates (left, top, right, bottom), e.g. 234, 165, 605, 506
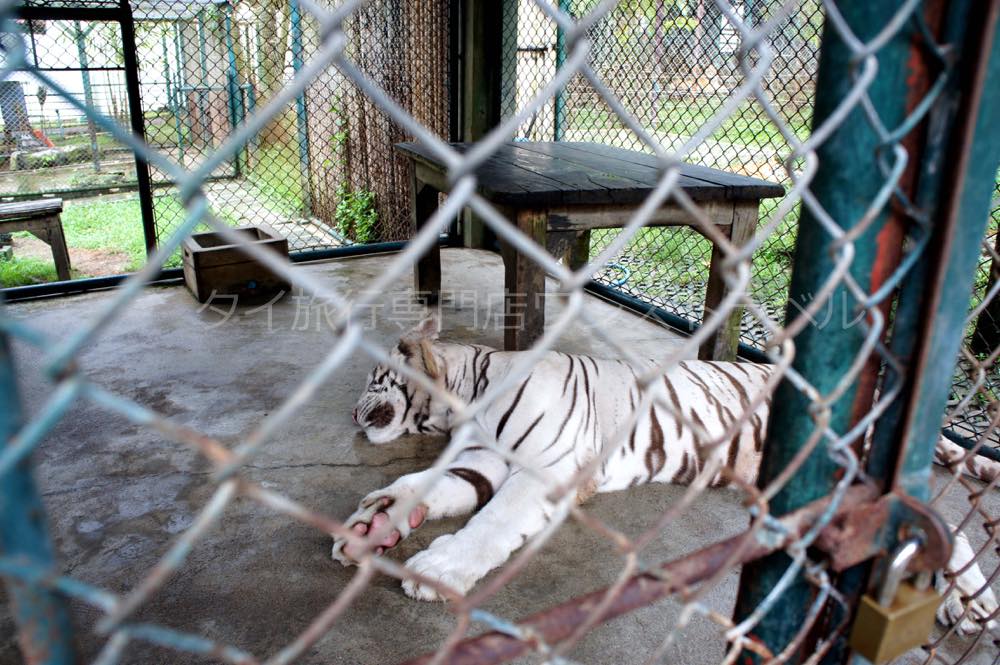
946, 178, 1000, 459
134, 0, 452, 249
0, 15, 148, 286
1, 2, 999, 665
501, 0, 820, 349
927, 177, 1000, 662
0, 0, 451, 289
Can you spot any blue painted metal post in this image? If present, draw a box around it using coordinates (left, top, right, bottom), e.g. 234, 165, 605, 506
223, 1, 243, 177
173, 21, 187, 164
553, 0, 569, 141
197, 11, 209, 146
290, 0, 312, 217
0, 324, 75, 664
731, 2, 918, 661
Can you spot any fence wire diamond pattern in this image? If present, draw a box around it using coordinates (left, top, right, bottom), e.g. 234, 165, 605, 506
0, 1, 998, 664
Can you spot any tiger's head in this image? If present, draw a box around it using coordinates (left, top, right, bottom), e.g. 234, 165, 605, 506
352, 317, 447, 444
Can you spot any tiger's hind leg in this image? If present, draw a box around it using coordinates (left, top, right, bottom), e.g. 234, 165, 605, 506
332, 447, 508, 564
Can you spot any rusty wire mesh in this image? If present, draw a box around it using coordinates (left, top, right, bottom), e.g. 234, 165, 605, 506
0, 1, 997, 664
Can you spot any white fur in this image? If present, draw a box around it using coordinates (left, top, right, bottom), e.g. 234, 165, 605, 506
333, 327, 999, 641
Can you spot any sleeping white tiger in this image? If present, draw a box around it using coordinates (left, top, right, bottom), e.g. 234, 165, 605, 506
332, 318, 999, 635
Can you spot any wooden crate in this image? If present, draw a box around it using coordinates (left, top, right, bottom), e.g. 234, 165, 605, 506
182, 225, 291, 303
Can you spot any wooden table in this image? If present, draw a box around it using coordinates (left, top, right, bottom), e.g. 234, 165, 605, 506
0, 198, 71, 282
397, 142, 784, 360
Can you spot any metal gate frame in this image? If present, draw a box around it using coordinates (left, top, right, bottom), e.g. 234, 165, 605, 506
15, 0, 157, 256
732, 1, 1000, 662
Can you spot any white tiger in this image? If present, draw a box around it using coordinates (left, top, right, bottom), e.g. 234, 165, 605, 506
332, 318, 999, 635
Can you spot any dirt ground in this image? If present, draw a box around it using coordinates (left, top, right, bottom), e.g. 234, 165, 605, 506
11, 235, 132, 277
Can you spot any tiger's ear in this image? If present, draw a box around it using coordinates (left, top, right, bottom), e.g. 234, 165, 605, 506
418, 338, 441, 381
396, 337, 441, 380
402, 312, 440, 342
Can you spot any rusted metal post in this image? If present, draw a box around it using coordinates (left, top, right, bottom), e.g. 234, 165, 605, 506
731, 2, 920, 661
887, 1, 1000, 500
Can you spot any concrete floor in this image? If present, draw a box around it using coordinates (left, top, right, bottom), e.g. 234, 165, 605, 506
1, 248, 997, 665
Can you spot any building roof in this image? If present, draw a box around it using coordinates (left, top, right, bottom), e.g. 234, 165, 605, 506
131, 0, 229, 21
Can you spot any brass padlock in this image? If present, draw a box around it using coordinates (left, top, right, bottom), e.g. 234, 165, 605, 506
848, 537, 942, 663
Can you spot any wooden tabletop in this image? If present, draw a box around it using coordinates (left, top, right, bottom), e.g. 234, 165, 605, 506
0, 198, 64, 221
396, 142, 784, 207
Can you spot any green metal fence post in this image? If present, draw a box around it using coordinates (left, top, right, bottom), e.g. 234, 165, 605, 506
887, 4, 1000, 501
731, 2, 919, 661
173, 20, 187, 164
224, 1, 243, 177
553, 0, 569, 141
0, 323, 75, 664
73, 20, 101, 174
811, 5, 999, 660
289, 0, 312, 217
197, 10, 209, 146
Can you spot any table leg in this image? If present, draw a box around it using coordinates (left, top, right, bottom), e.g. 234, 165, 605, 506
570, 230, 591, 271
411, 169, 441, 304
700, 201, 759, 361
501, 210, 547, 350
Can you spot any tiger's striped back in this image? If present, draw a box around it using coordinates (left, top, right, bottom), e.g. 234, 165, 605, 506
356, 340, 773, 492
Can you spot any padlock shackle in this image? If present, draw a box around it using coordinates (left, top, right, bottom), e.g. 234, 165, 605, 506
877, 537, 922, 606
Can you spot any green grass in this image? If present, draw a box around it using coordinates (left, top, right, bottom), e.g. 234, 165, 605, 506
0, 255, 58, 286
567, 96, 812, 150
246, 143, 306, 217
60, 197, 149, 269
590, 197, 800, 315
51, 132, 121, 151
1, 194, 190, 288
658, 97, 812, 147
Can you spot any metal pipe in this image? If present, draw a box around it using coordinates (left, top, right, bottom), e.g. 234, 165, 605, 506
289, 0, 312, 216
889, 3, 1000, 502
940, 428, 1000, 465
0, 318, 75, 664
120, 0, 159, 255
731, 2, 921, 661
0, 241, 419, 302
583, 281, 771, 363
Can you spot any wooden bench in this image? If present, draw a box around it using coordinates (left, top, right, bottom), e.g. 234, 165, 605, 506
397, 142, 784, 361
0, 198, 71, 282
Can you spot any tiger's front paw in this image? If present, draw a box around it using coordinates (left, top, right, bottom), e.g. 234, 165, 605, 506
401, 534, 481, 601
331, 492, 428, 565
